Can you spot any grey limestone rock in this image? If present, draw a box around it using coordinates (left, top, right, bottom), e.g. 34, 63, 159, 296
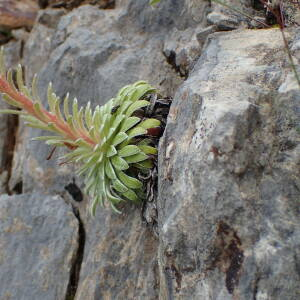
0, 1, 299, 299
0, 193, 79, 300
74, 205, 159, 300
158, 28, 300, 299
0, 41, 22, 194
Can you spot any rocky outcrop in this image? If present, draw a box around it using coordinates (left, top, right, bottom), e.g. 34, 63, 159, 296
0, 0, 299, 299
158, 28, 300, 300
0, 193, 79, 300
0, 42, 22, 194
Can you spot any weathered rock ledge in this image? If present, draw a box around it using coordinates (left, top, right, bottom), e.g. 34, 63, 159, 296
0, 1, 299, 299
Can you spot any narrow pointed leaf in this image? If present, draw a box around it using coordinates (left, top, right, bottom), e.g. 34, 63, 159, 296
128, 83, 155, 102
117, 170, 143, 189
133, 160, 153, 169
25, 122, 55, 132
138, 145, 157, 155
111, 156, 129, 170
118, 145, 141, 157
122, 189, 138, 202
7, 69, 18, 93
125, 152, 148, 163
112, 132, 128, 146
31, 74, 41, 103
150, 0, 161, 5
84, 101, 92, 128
125, 100, 150, 117
139, 118, 160, 129
119, 100, 132, 114
2, 94, 22, 108
33, 102, 47, 121
138, 138, 152, 146
90, 195, 101, 216
113, 178, 128, 193
0, 47, 5, 75
120, 116, 140, 132
127, 127, 147, 139
0, 109, 25, 115
105, 160, 116, 180
63, 93, 70, 118
16, 65, 25, 92
107, 145, 117, 157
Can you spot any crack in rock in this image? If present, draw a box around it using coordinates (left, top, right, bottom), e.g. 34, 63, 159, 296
1, 113, 19, 194
65, 205, 86, 300
163, 50, 188, 79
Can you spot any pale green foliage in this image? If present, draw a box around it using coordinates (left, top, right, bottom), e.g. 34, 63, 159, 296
0, 47, 160, 214
73, 82, 160, 215
149, 0, 161, 5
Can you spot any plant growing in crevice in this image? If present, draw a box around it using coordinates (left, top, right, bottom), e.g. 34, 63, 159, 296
0, 47, 163, 214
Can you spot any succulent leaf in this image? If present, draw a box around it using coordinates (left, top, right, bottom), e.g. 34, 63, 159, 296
117, 170, 143, 189
120, 116, 140, 132
111, 156, 129, 171
149, 0, 161, 5
138, 145, 158, 155
125, 100, 150, 117
127, 127, 147, 139
123, 189, 139, 202
105, 160, 117, 180
125, 152, 148, 163
107, 145, 118, 157
112, 132, 128, 146
113, 178, 129, 193
139, 118, 161, 129
118, 145, 141, 157
134, 160, 154, 169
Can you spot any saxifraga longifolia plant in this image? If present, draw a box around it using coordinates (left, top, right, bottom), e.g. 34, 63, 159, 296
0, 47, 163, 214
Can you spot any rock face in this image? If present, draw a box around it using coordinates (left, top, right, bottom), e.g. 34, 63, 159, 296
0, 0, 299, 299
0, 193, 79, 300
0, 42, 22, 194
158, 28, 300, 300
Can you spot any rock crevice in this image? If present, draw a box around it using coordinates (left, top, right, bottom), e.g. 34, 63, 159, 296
65, 205, 86, 300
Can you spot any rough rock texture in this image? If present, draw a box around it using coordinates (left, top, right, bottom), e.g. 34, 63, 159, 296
0, 41, 22, 194
0, 0, 299, 299
75, 205, 159, 300
0, 0, 38, 29
158, 29, 300, 299
0, 193, 78, 300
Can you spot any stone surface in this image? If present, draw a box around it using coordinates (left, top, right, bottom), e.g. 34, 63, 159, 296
0, 0, 299, 299
8, 8, 66, 193
207, 0, 254, 30
0, 41, 22, 194
0, 193, 79, 300
74, 204, 159, 300
158, 28, 300, 299
0, 0, 38, 30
